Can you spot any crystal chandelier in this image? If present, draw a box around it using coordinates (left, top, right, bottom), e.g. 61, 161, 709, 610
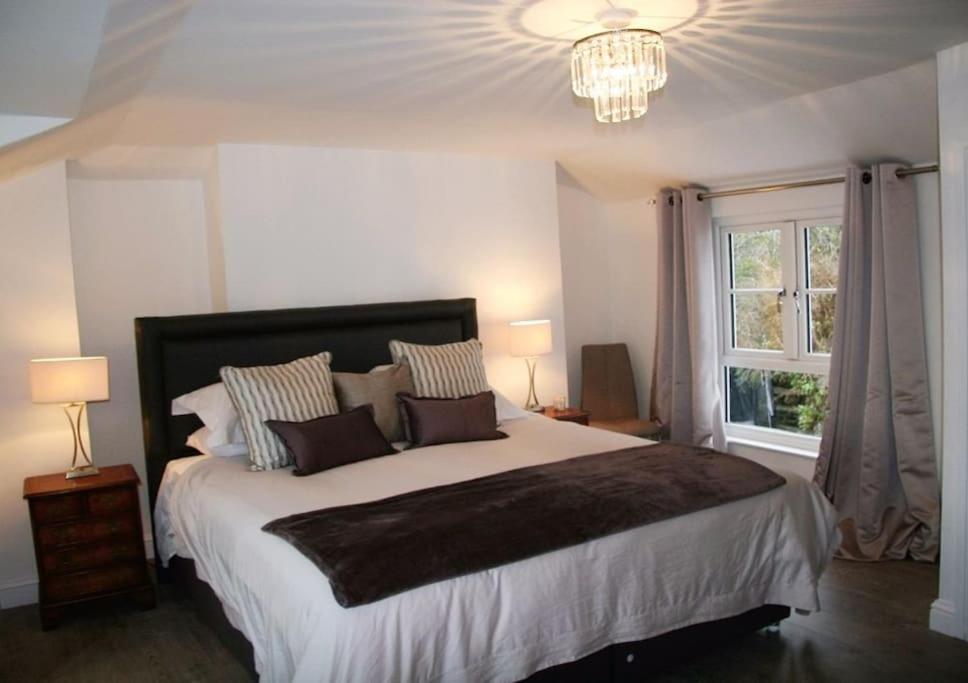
571, 10, 668, 123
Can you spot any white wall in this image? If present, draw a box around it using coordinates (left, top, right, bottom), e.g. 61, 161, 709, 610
604, 199, 657, 419
916, 173, 943, 456
66, 178, 215, 534
556, 168, 658, 418
0, 163, 81, 608
217, 144, 569, 406
727, 443, 816, 480
556, 167, 611, 405
932, 40, 968, 642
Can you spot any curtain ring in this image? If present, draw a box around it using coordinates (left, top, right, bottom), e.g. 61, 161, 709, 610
668, 196, 675, 206
862, 171, 872, 184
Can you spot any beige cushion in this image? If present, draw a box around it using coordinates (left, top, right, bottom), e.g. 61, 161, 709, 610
333, 364, 414, 442
590, 418, 662, 439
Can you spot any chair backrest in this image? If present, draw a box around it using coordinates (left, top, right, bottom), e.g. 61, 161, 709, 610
581, 343, 639, 420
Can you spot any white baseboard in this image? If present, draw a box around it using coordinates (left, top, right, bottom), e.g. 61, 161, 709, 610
0, 534, 153, 610
0, 579, 39, 609
930, 598, 965, 640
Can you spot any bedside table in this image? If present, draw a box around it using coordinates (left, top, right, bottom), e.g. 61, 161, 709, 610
23, 464, 155, 629
542, 407, 591, 426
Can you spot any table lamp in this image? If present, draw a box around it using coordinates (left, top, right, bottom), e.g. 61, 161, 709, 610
30, 356, 110, 479
509, 320, 552, 412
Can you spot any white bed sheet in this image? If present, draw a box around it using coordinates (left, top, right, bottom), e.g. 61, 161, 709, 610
155, 415, 839, 683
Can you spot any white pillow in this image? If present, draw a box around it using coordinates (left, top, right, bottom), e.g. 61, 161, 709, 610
493, 389, 532, 422
186, 427, 249, 458
171, 382, 244, 448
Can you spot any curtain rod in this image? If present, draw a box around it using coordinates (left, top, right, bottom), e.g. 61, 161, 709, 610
697, 164, 939, 201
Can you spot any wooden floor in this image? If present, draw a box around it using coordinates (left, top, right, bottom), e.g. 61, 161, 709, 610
1, 559, 966, 682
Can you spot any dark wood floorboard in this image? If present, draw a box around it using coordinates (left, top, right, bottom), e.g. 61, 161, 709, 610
0, 577, 252, 683
0, 559, 965, 681
651, 559, 968, 683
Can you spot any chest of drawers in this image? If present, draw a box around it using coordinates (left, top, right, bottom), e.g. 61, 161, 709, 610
541, 406, 591, 426
23, 464, 155, 629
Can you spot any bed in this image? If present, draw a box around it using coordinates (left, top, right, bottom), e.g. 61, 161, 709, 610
135, 298, 838, 682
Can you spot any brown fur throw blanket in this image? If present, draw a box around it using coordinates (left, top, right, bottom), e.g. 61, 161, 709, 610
263, 443, 785, 607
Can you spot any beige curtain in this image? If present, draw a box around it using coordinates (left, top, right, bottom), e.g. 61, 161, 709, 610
814, 164, 940, 561
653, 188, 726, 449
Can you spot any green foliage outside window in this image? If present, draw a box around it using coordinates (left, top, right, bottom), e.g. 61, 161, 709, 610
731, 230, 783, 350
778, 371, 828, 434
728, 368, 829, 436
806, 224, 840, 353
730, 226, 839, 354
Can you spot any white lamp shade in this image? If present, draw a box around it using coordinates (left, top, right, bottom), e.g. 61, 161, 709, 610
30, 357, 110, 404
509, 320, 553, 357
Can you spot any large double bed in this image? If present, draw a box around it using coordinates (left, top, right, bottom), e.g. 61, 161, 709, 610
136, 298, 838, 682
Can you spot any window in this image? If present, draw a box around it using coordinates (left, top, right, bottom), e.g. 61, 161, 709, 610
717, 215, 841, 451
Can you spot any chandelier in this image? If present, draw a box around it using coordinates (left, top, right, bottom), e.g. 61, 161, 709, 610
571, 10, 668, 123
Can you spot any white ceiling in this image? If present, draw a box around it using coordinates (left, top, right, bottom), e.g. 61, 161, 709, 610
2, 0, 967, 196
0, 1, 106, 117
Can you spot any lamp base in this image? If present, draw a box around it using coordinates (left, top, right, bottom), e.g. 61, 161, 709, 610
523, 357, 542, 413
66, 465, 99, 480
62, 402, 98, 480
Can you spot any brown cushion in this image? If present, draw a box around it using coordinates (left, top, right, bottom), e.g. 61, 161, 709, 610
590, 418, 662, 439
397, 391, 508, 448
333, 364, 414, 442
265, 405, 397, 476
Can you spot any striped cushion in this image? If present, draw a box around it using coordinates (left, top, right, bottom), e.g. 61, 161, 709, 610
389, 339, 489, 398
220, 353, 339, 471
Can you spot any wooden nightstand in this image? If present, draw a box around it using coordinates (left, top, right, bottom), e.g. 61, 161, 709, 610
542, 407, 591, 426
23, 464, 155, 629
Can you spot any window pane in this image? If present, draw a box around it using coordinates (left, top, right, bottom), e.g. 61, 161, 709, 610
806, 224, 840, 289
808, 292, 836, 353
733, 293, 783, 351
731, 229, 782, 288
727, 367, 828, 436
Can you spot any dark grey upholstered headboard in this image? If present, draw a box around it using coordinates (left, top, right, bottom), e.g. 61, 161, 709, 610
134, 297, 478, 537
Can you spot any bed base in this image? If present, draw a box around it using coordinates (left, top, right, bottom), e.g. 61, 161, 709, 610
168, 556, 789, 682
169, 558, 257, 676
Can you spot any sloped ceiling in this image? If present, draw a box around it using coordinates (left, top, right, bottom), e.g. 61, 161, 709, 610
2, 0, 967, 196
0, 1, 108, 148
0, 1, 107, 118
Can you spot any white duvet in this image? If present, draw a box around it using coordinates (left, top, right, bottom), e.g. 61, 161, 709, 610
155, 415, 839, 683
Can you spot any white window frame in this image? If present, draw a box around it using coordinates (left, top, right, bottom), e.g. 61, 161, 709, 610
798, 218, 840, 360
713, 207, 841, 454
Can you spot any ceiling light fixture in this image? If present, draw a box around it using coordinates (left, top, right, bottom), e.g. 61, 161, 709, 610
571, 8, 668, 123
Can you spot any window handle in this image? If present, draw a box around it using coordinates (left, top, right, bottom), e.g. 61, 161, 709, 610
793, 288, 801, 315
776, 287, 787, 314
